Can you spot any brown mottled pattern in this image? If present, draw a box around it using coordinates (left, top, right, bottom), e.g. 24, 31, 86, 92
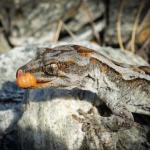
73, 45, 93, 57
58, 60, 76, 72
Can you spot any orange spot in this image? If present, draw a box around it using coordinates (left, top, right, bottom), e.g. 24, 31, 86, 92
16, 72, 37, 88
74, 45, 93, 57
91, 58, 98, 65
79, 53, 91, 57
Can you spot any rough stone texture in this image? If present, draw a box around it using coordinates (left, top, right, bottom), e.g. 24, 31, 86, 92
0, 0, 105, 47
0, 41, 150, 150
117, 125, 149, 150
17, 89, 94, 150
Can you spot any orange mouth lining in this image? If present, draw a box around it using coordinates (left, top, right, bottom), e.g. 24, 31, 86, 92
30, 82, 52, 89
16, 70, 52, 89
16, 76, 52, 89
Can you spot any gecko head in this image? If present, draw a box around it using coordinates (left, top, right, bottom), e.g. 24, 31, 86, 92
16, 45, 94, 89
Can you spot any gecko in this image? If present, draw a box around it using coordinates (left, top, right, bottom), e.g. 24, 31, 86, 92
16, 45, 150, 148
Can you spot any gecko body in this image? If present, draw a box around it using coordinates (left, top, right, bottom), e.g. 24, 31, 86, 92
16, 45, 150, 131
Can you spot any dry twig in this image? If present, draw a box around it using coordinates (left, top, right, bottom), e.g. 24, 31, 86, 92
130, 1, 145, 53
53, 20, 63, 42
116, 0, 126, 51
82, 2, 101, 44
62, 21, 77, 40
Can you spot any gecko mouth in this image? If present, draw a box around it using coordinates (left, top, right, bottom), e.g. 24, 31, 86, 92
16, 69, 53, 88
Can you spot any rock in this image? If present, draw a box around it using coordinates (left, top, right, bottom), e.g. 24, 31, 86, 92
0, 0, 105, 46
17, 88, 95, 150
0, 32, 10, 53
117, 124, 149, 150
0, 41, 149, 150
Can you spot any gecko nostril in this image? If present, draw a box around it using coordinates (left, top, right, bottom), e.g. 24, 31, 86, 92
16, 69, 24, 78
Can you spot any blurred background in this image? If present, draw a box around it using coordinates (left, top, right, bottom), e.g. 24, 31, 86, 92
0, 0, 149, 63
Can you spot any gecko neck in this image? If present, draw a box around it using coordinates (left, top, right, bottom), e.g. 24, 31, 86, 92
79, 63, 103, 93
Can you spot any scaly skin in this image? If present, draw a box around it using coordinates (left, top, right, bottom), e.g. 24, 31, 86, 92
16, 45, 150, 131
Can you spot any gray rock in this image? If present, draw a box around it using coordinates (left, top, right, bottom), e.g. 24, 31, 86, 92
0, 41, 149, 150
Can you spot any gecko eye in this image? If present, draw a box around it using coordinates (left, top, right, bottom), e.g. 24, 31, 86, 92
44, 63, 59, 75
50, 63, 58, 69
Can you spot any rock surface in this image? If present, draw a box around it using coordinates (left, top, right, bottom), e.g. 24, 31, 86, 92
0, 41, 150, 150
0, 0, 105, 48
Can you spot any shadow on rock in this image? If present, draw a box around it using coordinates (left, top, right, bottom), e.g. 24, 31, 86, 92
0, 127, 68, 150
26, 87, 102, 105
0, 81, 26, 104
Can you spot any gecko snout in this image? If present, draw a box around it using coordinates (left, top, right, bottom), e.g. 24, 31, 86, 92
16, 69, 37, 88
